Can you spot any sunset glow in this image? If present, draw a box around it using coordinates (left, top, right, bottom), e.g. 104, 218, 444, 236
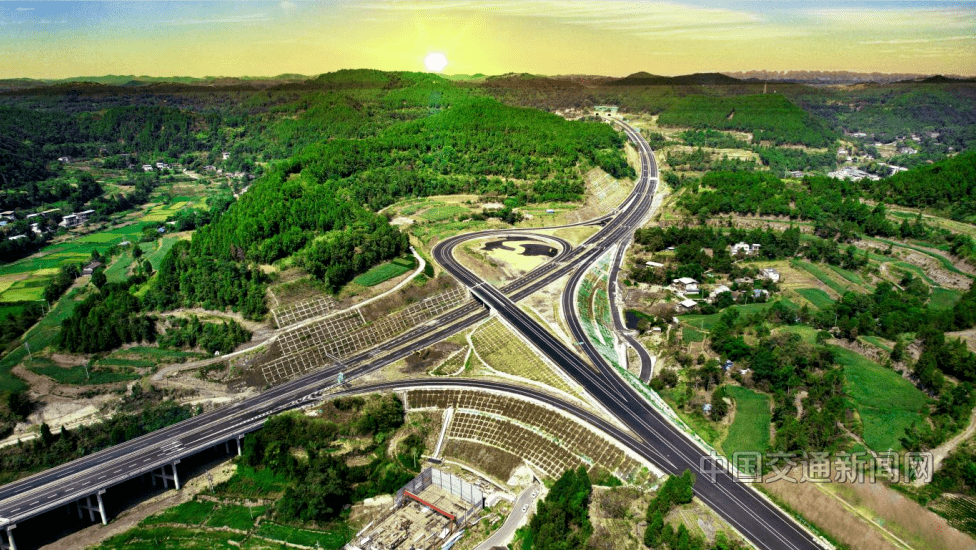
0, 1, 973, 78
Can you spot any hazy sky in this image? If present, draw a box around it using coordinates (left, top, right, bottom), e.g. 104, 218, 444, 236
1, 1, 974, 79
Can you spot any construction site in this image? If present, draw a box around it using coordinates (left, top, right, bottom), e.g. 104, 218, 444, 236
347, 468, 484, 550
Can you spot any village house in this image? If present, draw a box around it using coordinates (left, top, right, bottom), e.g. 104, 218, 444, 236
709, 285, 732, 302
760, 268, 781, 283
672, 277, 699, 293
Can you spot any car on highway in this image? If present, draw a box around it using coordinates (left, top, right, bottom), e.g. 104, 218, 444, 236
531, 491, 537, 498
521, 504, 528, 513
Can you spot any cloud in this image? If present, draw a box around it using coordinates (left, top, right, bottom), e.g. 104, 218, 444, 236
15, 7, 34, 11
280, 1, 295, 9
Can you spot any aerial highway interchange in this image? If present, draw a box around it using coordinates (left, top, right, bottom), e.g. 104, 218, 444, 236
0, 118, 824, 550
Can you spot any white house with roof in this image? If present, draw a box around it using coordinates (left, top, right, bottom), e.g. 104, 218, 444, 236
645, 261, 664, 268
678, 298, 698, 310
709, 285, 732, 302
760, 268, 780, 283
672, 277, 699, 293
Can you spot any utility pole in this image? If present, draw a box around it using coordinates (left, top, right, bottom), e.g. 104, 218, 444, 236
24, 342, 32, 361
206, 472, 214, 494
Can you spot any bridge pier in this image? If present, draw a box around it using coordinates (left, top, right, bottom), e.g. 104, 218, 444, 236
76, 490, 107, 524
237, 434, 244, 456
151, 460, 181, 490
0, 524, 17, 550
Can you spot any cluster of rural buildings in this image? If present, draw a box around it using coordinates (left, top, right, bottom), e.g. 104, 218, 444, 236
647, 241, 781, 312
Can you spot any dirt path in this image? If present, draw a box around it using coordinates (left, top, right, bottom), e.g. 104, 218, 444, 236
924, 406, 976, 480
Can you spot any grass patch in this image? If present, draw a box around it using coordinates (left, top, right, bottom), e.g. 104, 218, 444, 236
776, 325, 819, 345
929, 288, 962, 311
93, 526, 239, 550
419, 205, 469, 222
206, 504, 267, 531
833, 347, 930, 452
722, 385, 771, 462
28, 362, 141, 385
124, 346, 204, 359
255, 522, 352, 549
351, 255, 416, 287
679, 301, 785, 332
860, 335, 893, 352
795, 288, 834, 309
471, 318, 576, 395
96, 357, 154, 368
213, 464, 290, 499
142, 500, 216, 526
893, 262, 938, 287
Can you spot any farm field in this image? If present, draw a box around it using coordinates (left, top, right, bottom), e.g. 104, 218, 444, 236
350, 255, 416, 287
679, 300, 790, 332
0, 223, 149, 303
721, 385, 771, 461
834, 347, 930, 452
794, 287, 834, 309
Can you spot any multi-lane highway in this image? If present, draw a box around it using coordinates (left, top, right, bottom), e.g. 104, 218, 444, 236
0, 117, 821, 550
433, 119, 824, 550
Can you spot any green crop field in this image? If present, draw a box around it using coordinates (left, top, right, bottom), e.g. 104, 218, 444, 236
146, 236, 179, 271
834, 347, 930, 452
795, 288, 834, 309
791, 260, 848, 295
722, 385, 771, 463
351, 255, 416, 287
0, 223, 150, 302
826, 264, 868, 287
420, 205, 469, 222
682, 326, 705, 343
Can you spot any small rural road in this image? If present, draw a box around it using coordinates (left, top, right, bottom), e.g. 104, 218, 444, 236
474, 483, 539, 550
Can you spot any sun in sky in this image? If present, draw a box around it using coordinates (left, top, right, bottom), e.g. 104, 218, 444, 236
424, 52, 449, 73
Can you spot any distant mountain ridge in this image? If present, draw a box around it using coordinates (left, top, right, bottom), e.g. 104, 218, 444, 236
607, 72, 744, 86
723, 70, 976, 85
0, 73, 310, 92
